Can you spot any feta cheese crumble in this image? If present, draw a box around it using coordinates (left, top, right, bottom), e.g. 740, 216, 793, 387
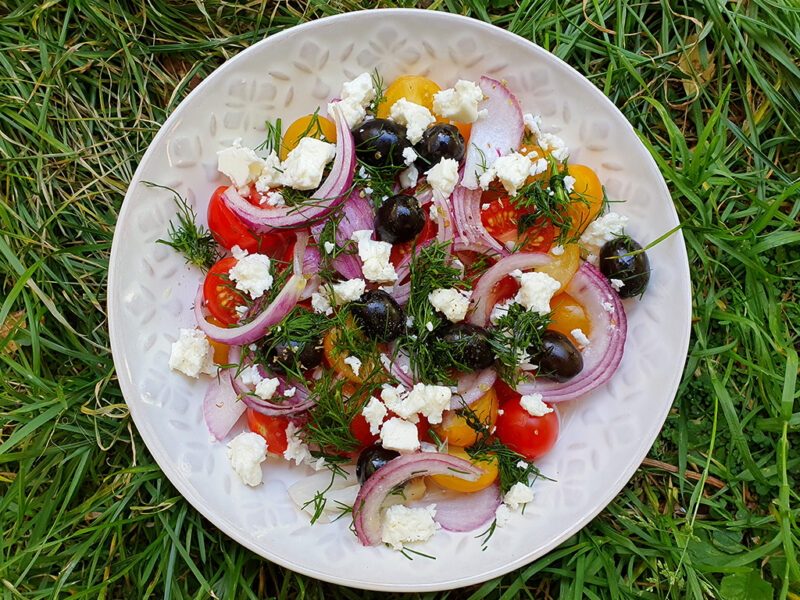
504, 482, 535, 510
343, 355, 363, 377
389, 98, 435, 144
399, 164, 419, 189
495, 503, 512, 527
402, 146, 418, 166
283, 421, 314, 466
432, 80, 485, 123
428, 287, 470, 322
610, 279, 625, 292
352, 230, 397, 282
327, 72, 377, 129
323, 241, 336, 254
571, 328, 591, 348
381, 504, 440, 550
425, 158, 459, 196
380, 417, 420, 452
519, 393, 553, 417
168, 329, 215, 378
362, 396, 387, 435
279, 137, 336, 191
551, 244, 565, 256
254, 377, 280, 400
228, 249, 273, 299
217, 140, 266, 187
381, 383, 452, 425
332, 278, 366, 303
226, 432, 267, 486
479, 152, 533, 196
511, 270, 561, 315
579, 212, 629, 253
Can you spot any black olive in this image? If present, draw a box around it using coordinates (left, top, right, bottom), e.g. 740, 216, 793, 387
351, 119, 411, 167
438, 322, 495, 371
414, 123, 465, 166
599, 237, 650, 298
374, 194, 426, 244
356, 444, 400, 484
350, 289, 406, 342
264, 339, 323, 374
529, 331, 583, 382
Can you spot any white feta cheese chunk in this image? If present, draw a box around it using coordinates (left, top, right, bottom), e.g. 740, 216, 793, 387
229, 251, 273, 299
254, 152, 283, 191
311, 291, 333, 315
492, 152, 533, 196
329, 98, 365, 129
381, 504, 439, 550
279, 137, 336, 191
563, 175, 577, 194
402, 146, 418, 166
169, 329, 215, 378
489, 298, 514, 325
341, 72, 376, 107
383, 383, 451, 425
504, 482, 535, 510
571, 328, 591, 349
579, 212, 629, 253
343, 355, 363, 377
217, 141, 266, 187
512, 271, 561, 315
380, 417, 420, 452
602, 301, 615, 313
238, 364, 263, 387
283, 422, 313, 466
610, 279, 625, 292
432, 80, 484, 123
389, 98, 435, 144
538, 132, 569, 162
522, 113, 543, 137
362, 397, 387, 435
226, 432, 267, 486
519, 393, 553, 417
428, 287, 470, 322
352, 230, 397, 282
425, 158, 459, 196
331, 278, 366, 304
254, 377, 280, 400
551, 244, 565, 256
530, 157, 548, 177
323, 241, 336, 255
399, 164, 419, 189
262, 190, 285, 207
495, 503, 512, 527
284, 387, 296, 398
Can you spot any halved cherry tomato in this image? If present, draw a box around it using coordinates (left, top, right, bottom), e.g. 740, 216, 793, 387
322, 325, 384, 384
493, 379, 519, 405
246, 409, 289, 454
480, 197, 554, 252
389, 210, 437, 267
495, 394, 559, 460
432, 388, 498, 447
203, 257, 246, 325
563, 164, 603, 235
536, 243, 581, 293
549, 293, 592, 346
281, 114, 337, 160
517, 218, 555, 253
208, 186, 263, 253
376, 75, 440, 119
349, 412, 429, 449
205, 317, 230, 364
430, 446, 498, 492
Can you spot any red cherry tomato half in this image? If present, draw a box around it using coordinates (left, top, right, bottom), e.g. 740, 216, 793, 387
480, 197, 555, 253
203, 257, 247, 325
349, 412, 430, 450
390, 211, 437, 267
246, 408, 289, 454
495, 394, 559, 461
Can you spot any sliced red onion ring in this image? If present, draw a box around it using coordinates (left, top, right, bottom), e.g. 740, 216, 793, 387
383, 343, 414, 388
203, 370, 246, 441
451, 368, 497, 409
353, 452, 484, 546
431, 189, 454, 244
469, 252, 552, 327
461, 77, 524, 190
221, 102, 355, 232
409, 481, 501, 532
451, 185, 507, 256
515, 262, 627, 402
310, 187, 374, 279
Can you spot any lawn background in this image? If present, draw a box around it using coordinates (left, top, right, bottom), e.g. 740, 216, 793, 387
1, 0, 798, 598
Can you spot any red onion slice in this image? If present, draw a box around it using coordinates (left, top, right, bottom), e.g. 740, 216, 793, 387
451, 368, 497, 409
310, 187, 374, 279
353, 452, 484, 546
461, 77, 524, 190
383, 342, 414, 388
221, 102, 355, 232
515, 262, 627, 402
409, 481, 501, 532
451, 185, 507, 256
431, 189, 454, 243
203, 370, 246, 441
469, 252, 552, 327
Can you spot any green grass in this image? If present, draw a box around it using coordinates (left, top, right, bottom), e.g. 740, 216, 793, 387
1, 0, 798, 598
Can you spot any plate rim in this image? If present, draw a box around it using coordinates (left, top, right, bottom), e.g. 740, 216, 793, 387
108, 7, 692, 591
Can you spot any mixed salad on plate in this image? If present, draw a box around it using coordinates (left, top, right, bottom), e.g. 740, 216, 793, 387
162, 72, 651, 552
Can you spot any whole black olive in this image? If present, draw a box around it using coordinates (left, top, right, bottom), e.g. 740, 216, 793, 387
529, 331, 583, 382
264, 339, 323, 374
374, 194, 426, 244
438, 323, 495, 371
356, 444, 400, 484
351, 119, 411, 167
414, 123, 466, 166
599, 237, 650, 298
350, 289, 406, 342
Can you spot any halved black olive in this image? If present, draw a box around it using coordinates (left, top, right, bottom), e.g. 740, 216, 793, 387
528, 331, 582, 382
437, 322, 495, 371
599, 237, 650, 298
351, 119, 411, 167
350, 289, 406, 342
356, 444, 400, 484
414, 123, 466, 166
264, 339, 323, 374
375, 194, 426, 244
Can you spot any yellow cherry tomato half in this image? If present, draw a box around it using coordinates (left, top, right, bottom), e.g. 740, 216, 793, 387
281, 114, 337, 160
518, 144, 550, 184
205, 318, 230, 365
376, 75, 440, 119
430, 446, 499, 492
563, 164, 603, 235
536, 242, 580, 293
548, 293, 592, 346
432, 387, 498, 447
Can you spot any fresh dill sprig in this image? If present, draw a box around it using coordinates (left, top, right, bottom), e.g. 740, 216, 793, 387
256, 117, 282, 154
475, 519, 497, 550
468, 438, 544, 495
289, 108, 331, 146
352, 158, 405, 209
302, 468, 351, 525
315, 207, 358, 283
487, 303, 551, 387
253, 305, 330, 380
368, 68, 386, 114
154, 185, 219, 272
400, 547, 436, 561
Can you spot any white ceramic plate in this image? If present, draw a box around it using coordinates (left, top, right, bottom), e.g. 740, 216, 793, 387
108, 9, 691, 592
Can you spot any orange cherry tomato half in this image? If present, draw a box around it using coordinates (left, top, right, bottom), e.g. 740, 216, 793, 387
246, 409, 289, 454
376, 75, 440, 119
495, 394, 559, 461
548, 293, 592, 346
203, 257, 247, 325
432, 387, 499, 447
430, 446, 498, 492
563, 164, 603, 235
